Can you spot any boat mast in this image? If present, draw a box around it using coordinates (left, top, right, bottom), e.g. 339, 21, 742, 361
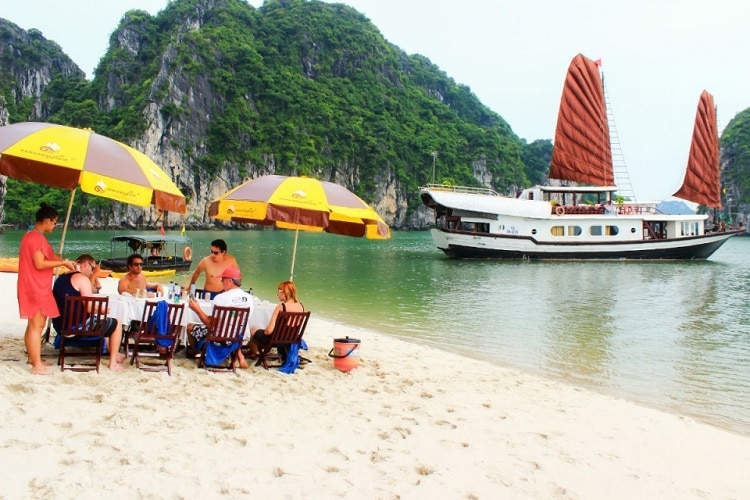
602, 74, 637, 203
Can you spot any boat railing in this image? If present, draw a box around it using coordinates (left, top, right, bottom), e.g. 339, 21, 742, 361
420, 184, 499, 196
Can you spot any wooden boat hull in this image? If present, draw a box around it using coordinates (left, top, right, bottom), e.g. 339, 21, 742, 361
110, 269, 177, 278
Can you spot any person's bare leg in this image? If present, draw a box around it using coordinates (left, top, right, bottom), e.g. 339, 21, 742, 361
107, 322, 125, 371
237, 348, 248, 369
25, 312, 49, 375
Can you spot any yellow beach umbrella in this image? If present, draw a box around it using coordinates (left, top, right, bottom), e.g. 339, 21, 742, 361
0, 122, 187, 253
208, 175, 390, 280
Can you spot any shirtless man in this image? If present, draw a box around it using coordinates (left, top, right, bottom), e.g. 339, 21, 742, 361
117, 254, 164, 297
186, 239, 239, 299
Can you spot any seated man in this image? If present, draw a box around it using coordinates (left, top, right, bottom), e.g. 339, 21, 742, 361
186, 266, 254, 368
52, 254, 125, 372
117, 253, 164, 297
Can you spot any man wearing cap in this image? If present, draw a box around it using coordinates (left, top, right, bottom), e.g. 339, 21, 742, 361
186, 266, 254, 368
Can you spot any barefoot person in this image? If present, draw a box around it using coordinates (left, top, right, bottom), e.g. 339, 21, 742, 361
186, 239, 239, 299
52, 254, 126, 372
16, 203, 76, 375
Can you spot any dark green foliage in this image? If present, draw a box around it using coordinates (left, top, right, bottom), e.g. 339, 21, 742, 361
721, 108, 750, 207
521, 139, 553, 186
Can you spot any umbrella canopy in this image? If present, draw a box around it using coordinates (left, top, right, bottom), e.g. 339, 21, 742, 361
0, 122, 187, 254
0, 122, 187, 213
208, 175, 390, 280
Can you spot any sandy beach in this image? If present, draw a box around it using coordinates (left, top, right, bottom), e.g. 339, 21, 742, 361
1, 272, 749, 499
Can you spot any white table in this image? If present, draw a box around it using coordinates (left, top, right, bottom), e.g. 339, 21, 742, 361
105, 294, 276, 339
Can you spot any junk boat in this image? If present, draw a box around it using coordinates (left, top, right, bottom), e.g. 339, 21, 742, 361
420, 54, 742, 260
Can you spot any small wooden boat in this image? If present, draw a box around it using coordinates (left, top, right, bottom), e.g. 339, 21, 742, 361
99, 234, 193, 273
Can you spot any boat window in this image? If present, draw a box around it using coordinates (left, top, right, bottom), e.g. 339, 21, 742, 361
567, 226, 582, 236
681, 222, 699, 236
550, 226, 564, 236
589, 226, 619, 236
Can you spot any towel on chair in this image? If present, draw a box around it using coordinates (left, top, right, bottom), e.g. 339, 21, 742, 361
204, 341, 239, 366
279, 339, 308, 374
148, 300, 172, 348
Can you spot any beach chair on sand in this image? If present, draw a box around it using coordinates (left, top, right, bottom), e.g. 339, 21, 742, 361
198, 305, 250, 375
256, 311, 311, 371
57, 295, 110, 373
130, 301, 185, 376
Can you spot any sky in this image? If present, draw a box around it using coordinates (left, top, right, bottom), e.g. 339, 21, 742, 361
4, 0, 749, 201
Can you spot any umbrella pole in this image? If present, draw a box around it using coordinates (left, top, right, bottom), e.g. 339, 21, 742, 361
289, 226, 299, 282
58, 188, 76, 256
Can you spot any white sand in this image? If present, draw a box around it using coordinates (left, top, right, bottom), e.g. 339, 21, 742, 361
1, 272, 749, 499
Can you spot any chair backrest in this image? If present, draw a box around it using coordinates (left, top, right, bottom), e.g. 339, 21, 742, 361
207, 305, 250, 342
269, 311, 311, 346
137, 301, 185, 339
61, 295, 110, 337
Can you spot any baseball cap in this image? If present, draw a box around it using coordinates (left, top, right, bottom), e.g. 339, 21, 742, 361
220, 266, 242, 280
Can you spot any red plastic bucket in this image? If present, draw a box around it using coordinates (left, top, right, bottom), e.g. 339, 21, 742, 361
328, 337, 361, 372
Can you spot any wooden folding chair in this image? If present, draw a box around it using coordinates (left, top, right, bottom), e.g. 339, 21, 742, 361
58, 295, 110, 373
256, 311, 311, 370
130, 301, 185, 375
198, 305, 250, 375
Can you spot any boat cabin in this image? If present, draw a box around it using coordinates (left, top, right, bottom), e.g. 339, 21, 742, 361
99, 234, 193, 273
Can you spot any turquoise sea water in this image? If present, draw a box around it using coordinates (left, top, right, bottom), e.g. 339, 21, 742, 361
2, 228, 749, 435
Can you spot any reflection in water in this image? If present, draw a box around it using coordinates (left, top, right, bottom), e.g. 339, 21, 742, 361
542, 264, 618, 382
1, 229, 748, 434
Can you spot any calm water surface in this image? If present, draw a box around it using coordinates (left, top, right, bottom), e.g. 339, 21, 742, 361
2, 228, 749, 435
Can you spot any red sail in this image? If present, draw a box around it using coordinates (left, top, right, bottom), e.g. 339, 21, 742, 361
673, 91, 721, 208
549, 54, 614, 186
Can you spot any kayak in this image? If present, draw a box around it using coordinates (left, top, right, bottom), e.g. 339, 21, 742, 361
0, 257, 111, 277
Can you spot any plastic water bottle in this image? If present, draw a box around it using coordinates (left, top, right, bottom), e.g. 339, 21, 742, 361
167, 281, 174, 297
190, 283, 196, 299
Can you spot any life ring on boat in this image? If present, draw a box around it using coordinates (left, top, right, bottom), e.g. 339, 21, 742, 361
623, 205, 633, 215
555, 206, 565, 216
182, 246, 193, 261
